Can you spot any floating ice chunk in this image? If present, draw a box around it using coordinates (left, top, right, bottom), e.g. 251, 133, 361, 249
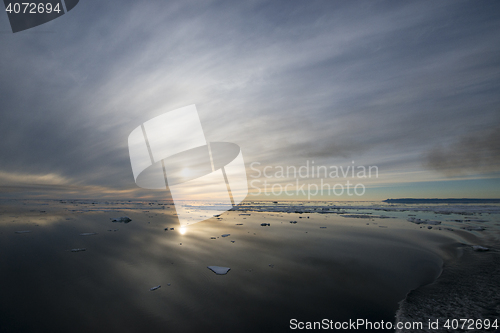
407, 218, 441, 225
150, 285, 161, 291
107, 229, 118, 232
341, 214, 373, 219
111, 217, 132, 223
268, 264, 275, 268
221, 234, 230, 237
320, 226, 327, 229
236, 223, 244, 225
462, 226, 485, 231
290, 221, 297, 224
231, 240, 235, 243
80, 233, 98, 236
207, 266, 230, 275
71, 248, 86, 252
15, 230, 31, 234
472, 245, 489, 251
261, 223, 270, 226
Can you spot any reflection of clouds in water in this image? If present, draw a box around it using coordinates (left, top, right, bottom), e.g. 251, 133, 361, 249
0, 200, 497, 332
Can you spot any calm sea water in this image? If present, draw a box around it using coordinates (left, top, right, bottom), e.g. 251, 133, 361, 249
0, 200, 498, 332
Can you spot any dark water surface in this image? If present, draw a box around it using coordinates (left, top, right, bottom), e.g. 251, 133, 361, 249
0, 200, 498, 332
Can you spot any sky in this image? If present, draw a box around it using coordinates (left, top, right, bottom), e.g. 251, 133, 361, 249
0, 0, 499, 201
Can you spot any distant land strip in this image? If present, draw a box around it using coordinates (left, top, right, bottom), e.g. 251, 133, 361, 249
383, 198, 500, 204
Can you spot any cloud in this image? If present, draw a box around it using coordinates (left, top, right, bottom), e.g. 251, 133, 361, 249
0, 0, 499, 198
425, 125, 500, 176
0, 170, 71, 186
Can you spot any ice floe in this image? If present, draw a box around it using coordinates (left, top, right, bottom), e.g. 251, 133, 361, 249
207, 266, 230, 275
231, 202, 500, 215
462, 226, 485, 231
407, 218, 441, 225
341, 214, 373, 219
150, 285, 161, 291
111, 217, 132, 223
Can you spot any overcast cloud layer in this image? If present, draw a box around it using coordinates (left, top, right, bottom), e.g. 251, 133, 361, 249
0, 0, 499, 199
